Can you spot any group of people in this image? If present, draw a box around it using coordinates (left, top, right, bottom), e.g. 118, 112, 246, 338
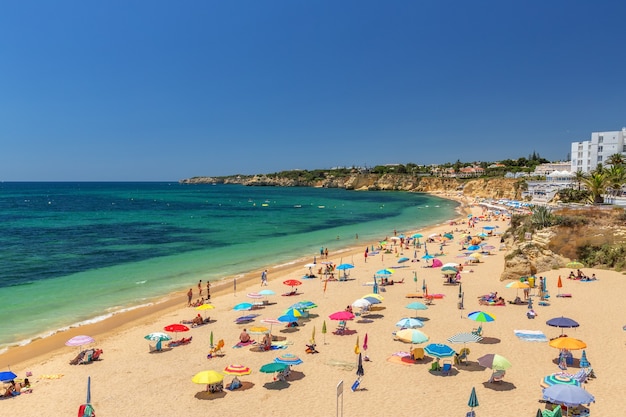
3, 378, 30, 397
478, 291, 505, 306
568, 270, 597, 281
187, 281, 211, 307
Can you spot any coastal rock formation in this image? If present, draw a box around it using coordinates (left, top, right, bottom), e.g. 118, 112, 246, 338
500, 229, 567, 281
180, 174, 521, 200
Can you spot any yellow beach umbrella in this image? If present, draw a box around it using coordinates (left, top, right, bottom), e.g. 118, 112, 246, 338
469, 252, 482, 259
363, 293, 384, 301
506, 281, 530, 289
548, 337, 587, 350
248, 326, 270, 335
192, 370, 224, 385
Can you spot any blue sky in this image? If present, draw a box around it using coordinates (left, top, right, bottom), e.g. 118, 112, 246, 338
1, 1, 625, 181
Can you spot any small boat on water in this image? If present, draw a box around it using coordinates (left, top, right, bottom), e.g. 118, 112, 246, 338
318, 205, 325, 209
293, 205, 302, 208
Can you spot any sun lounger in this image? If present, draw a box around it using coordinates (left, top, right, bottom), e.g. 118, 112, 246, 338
488, 369, 505, 383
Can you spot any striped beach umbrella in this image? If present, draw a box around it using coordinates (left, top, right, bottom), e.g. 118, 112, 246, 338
424, 343, 456, 358
274, 353, 303, 365
540, 374, 581, 388
467, 311, 496, 323
223, 364, 252, 376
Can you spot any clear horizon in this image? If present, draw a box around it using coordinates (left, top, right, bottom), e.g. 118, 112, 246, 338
1, 1, 625, 181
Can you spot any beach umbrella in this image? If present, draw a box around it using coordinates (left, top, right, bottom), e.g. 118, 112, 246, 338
329, 311, 355, 321
406, 301, 428, 310
482, 245, 496, 251
258, 289, 276, 296
557, 275, 563, 295
447, 332, 482, 345
540, 374, 581, 388
277, 313, 299, 323
467, 245, 481, 251
336, 263, 354, 279
468, 311, 496, 323
210, 331, 214, 348
275, 353, 303, 365
477, 353, 511, 370
144, 332, 171, 342
0, 371, 17, 382
290, 301, 317, 310
546, 317, 580, 335
565, 261, 584, 269
223, 364, 252, 376
363, 333, 368, 352
233, 302, 254, 311
376, 268, 395, 275
356, 352, 364, 377
363, 296, 381, 305
259, 362, 288, 374
311, 326, 316, 344
192, 370, 224, 389
352, 298, 372, 309
548, 337, 586, 350
79, 376, 95, 417
260, 318, 282, 333
398, 257, 410, 263
506, 281, 530, 289
395, 329, 429, 344
395, 318, 424, 329
424, 343, 456, 358
283, 279, 302, 288
247, 292, 263, 299
235, 314, 260, 323
354, 335, 360, 354
363, 293, 383, 301
322, 320, 327, 344
441, 265, 458, 273
443, 233, 454, 240
542, 384, 595, 407
196, 303, 215, 318
66, 335, 95, 347
579, 350, 590, 368
468, 386, 479, 410
248, 326, 270, 335
412, 233, 423, 239
421, 254, 434, 260
282, 308, 304, 318
469, 252, 482, 259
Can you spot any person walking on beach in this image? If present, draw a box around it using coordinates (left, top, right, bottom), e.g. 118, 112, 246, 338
324, 248, 328, 259
206, 281, 211, 300
261, 269, 268, 286
198, 280, 203, 297
187, 288, 193, 306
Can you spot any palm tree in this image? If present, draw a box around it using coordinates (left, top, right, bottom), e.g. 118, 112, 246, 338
574, 170, 586, 191
606, 165, 626, 198
582, 172, 608, 204
606, 153, 625, 167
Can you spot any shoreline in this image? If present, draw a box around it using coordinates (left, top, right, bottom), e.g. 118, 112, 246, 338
1, 192, 470, 370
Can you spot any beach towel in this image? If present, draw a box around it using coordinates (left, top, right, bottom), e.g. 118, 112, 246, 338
514, 330, 548, 342
233, 340, 257, 348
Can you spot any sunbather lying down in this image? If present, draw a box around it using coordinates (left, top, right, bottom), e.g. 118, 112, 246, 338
168, 336, 193, 347
181, 314, 210, 326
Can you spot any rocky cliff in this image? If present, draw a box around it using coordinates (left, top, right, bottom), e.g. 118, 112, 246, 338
499, 229, 568, 281
180, 174, 522, 200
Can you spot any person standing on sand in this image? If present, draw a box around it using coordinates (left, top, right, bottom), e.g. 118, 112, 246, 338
324, 248, 328, 259
261, 269, 268, 286
198, 280, 203, 297
206, 281, 211, 300
187, 288, 193, 306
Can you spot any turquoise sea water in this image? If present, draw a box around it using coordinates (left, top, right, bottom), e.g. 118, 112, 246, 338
0, 182, 457, 351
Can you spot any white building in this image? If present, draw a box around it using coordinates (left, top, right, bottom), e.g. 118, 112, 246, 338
571, 127, 626, 173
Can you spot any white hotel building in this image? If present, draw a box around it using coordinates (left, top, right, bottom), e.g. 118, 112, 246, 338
570, 127, 626, 173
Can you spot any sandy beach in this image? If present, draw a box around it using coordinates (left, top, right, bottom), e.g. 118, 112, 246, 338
1, 198, 622, 416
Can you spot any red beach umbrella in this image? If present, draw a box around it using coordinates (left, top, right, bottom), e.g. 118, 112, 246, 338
164, 324, 189, 333
329, 311, 355, 321
283, 279, 302, 288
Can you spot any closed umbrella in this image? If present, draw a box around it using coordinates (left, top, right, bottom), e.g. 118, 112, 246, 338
579, 350, 590, 368
468, 386, 479, 410
356, 352, 364, 377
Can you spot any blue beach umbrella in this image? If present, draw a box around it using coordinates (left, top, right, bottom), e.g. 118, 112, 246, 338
336, 263, 355, 270
412, 233, 423, 239
398, 257, 410, 263
376, 268, 394, 275
421, 254, 434, 260
0, 371, 17, 382
395, 329, 429, 344
579, 350, 590, 368
406, 301, 428, 311
233, 302, 254, 311
274, 353, 303, 365
395, 318, 424, 329
468, 386, 479, 409
468, 311, 496, 323
467, 245, 481, 251
424, 343, 456, 358
277, 313, 299, 323
363, 296, 381, 305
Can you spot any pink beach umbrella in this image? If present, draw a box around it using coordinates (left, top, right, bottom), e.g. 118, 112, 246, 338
66, 335, 95, 347
329, 311, 355, 321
